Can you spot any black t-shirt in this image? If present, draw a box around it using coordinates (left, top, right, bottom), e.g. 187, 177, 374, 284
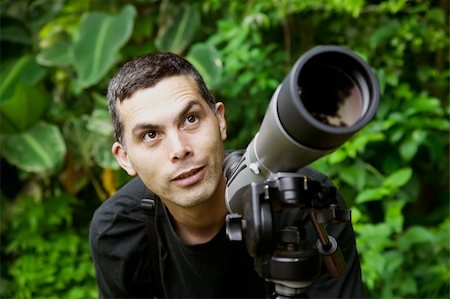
158, 208, 266, 298
89, 164, 364, 298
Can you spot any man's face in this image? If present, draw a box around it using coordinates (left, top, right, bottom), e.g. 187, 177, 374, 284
112, 75, 227, 208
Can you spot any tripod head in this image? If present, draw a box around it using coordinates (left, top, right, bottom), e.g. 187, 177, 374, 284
226, 171, 350, 297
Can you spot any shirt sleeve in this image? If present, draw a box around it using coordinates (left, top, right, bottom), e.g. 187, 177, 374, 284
89, 177, 157, 298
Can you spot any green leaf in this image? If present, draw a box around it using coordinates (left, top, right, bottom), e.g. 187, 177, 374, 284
385, 199, 406, 233
408, 95, 442, 115
398, 226, 436, 251
0, 122, 66, 174
0, 82, 50, 134
85, 109, 117, 169
356, 222, 393, 251
1, 25, 32, 45
64, 115, 117, 169
368, 20, 400, 48
0, 57, 49, 133
86, 108, 113, 136
399, 277, 418, 295
351, 130, 385, 153
426, 8, 446, 23
383, 250, 403, 274
187, 43, 223, 89
327, 149, 347, 164
63, 116, 96, 165
384, 167, 412, 189
0, 55, 47, 105
155, 4, 200, 54
93, 139, 119, 170
399, 134, 420, 161
423, 118, 450, 130
339, 161, 366, 190
355, 187, 389, 204
36, 39, 73, 67
73, 5, 137, 89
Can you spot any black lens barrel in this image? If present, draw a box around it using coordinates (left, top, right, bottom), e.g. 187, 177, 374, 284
277, 46, 379, 150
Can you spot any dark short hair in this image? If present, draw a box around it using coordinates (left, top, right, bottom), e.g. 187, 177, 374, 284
107, 52, 216, 143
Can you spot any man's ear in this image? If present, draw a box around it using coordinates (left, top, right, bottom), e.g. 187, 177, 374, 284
112, 141, 137, 176
215, 102, 227, 141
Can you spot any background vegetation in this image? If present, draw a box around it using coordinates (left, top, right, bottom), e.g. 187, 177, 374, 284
1, 0, 448, 298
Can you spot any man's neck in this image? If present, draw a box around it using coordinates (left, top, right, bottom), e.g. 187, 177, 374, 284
163, 179, 229, 245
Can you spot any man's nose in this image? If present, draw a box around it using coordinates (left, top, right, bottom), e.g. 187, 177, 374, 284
167, 131, 192, 161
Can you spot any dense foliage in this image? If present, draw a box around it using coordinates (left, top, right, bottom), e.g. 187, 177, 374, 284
1, 0, 448, 298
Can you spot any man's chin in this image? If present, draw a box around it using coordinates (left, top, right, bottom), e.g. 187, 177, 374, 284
179, 192, 211, 207
172, 185, 216, 208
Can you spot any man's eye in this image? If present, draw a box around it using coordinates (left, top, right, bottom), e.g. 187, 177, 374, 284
186, 114, 198, 124
143, 131, 158, 141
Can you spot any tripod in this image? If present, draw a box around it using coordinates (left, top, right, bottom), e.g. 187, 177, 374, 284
226, 173, 350, 298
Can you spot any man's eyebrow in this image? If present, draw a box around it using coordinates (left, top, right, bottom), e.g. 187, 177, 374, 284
131, 100, 203, 137
176, 100, 202, 123
131, 122, 160, 137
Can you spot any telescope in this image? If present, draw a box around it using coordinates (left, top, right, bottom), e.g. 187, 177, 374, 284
223, 46, 379, 298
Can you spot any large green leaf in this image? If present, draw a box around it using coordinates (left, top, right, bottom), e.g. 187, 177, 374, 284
0, 56, 49, 134
64, 115, 118, 170
187, 43, 223, 89
155, 4, 200, 54
0, 82, 50, 134
0, 122, 66, 174
0, 55, 47, 105
72, 5, 137, 89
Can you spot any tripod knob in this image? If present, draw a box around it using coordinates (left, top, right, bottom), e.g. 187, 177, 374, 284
226, 214, 244, 241
279, 226, 306, 245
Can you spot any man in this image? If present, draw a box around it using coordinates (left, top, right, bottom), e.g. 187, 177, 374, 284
89, 52, 364, 298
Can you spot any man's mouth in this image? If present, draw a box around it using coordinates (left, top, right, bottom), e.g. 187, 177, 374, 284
172, 166, 206, 187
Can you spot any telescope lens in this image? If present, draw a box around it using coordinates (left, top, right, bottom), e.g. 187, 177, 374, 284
276, 46, 378, 150
298, 63, 364, 128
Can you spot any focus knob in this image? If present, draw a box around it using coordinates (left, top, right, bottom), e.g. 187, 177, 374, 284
226, 214, 244, 241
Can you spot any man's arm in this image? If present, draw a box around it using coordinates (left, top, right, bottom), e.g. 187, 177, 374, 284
89, 177, 157, 298
90, 224, 131, 298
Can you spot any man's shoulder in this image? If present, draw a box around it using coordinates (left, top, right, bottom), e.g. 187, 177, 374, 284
89, 177, 160, 296
90, 176, 155, 237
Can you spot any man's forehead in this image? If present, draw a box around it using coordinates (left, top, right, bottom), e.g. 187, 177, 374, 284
127, 75, 197, 98
117, 77, 208, 129
122, 76, 199, 105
